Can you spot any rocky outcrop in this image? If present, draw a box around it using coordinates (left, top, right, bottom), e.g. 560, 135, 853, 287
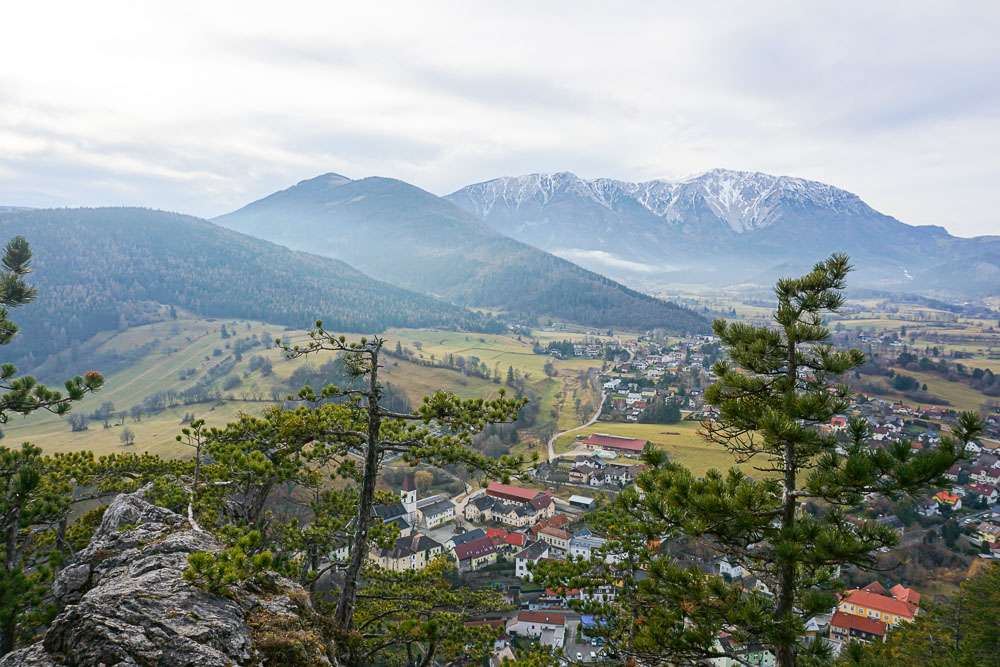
1, 489, 332, 666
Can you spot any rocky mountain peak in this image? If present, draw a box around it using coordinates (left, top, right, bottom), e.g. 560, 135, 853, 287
449, 168, 873, 234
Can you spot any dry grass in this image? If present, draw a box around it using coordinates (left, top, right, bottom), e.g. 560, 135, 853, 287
555, 420, 765, 480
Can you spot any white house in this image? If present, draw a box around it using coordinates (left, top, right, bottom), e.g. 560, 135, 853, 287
513, 611, 565, 648
515, 541, 551, 580
569, 534, 606, 561
713, 556, 747, 579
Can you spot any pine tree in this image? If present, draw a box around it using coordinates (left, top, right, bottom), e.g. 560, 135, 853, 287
536, 255, 981, 667
0, 236, 106, 655
175, 324, 534, 665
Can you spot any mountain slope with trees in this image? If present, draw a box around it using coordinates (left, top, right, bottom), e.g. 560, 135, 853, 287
215, 174, 708, 333
0, 207, 495, 372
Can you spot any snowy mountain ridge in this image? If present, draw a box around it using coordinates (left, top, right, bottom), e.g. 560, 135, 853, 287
451, 168, 874, 234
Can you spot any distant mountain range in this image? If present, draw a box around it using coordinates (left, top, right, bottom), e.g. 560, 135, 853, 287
0, 207, 495, 372
447, 169, 1000, 295
215, 175, 708, 333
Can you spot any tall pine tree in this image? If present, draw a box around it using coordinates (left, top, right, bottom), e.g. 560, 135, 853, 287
537, 254, 982, 666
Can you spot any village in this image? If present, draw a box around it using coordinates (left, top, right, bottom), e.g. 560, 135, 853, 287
358, 458, 943, 665
350, 327, 1000, 665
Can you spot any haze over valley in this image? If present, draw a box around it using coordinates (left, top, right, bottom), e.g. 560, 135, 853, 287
1, 3, 999, 666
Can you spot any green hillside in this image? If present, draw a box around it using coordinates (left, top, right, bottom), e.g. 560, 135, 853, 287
216, 174, 709, 334
0, 207, 498, 375
8, 318, 602, 459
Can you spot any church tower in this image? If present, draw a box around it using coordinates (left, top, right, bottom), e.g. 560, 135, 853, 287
401, 474, 418, 523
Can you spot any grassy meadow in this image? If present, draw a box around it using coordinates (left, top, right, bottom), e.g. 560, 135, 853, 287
7, 319, 605, 459
554, 419, 764, 480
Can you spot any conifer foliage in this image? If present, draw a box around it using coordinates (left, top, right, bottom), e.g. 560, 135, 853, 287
174, 323, 532, 665
536, 254, 982, 667
0, 236, 106, 656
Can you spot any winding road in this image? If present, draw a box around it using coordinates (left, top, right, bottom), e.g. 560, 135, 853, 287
547, 390, 606, 463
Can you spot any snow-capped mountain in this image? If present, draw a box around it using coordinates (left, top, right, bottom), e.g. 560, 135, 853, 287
451, 169, 874, 235
447, 169, 999, 294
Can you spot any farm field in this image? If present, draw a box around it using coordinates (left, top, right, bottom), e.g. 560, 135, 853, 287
554, 419, 764, 480
885, 367, 995, 413
8, 319, 605, 458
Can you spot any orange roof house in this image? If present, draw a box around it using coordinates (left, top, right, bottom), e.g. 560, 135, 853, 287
889, 584, 921, 607
934, 490, 960, 506
839, 588, 917, 626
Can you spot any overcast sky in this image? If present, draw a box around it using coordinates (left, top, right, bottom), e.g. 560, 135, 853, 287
1, 1, 998, 236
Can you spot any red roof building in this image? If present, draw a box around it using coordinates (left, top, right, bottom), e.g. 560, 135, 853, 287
454, 536, 496, 562
889, 584, 921, 607
530, 515, 570, 539
861, 581, 888, 596
830, 611, 887, 643
486, 527, 528, 548
839, 589, 917, 624
934, 490, 961, 506
486, 481, 545, 503
516, 611, 565, 626
581, 434, 649, 453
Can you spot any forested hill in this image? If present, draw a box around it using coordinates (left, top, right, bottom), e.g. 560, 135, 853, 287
0, 207, 497, 371
216, 174, 709, 334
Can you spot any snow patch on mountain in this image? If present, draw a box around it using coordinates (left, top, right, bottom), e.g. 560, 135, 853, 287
452, 169, 875, 234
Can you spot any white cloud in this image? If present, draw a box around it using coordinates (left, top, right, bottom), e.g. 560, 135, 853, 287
0, 1, 998, 236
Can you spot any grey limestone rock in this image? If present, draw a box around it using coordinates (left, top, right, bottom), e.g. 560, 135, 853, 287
1, 488, 332, 666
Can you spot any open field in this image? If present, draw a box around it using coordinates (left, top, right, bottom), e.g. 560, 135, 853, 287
554, 419, 764, 480
386, 329, 603, 379
886, 367, 997, 413
384, 327, 604, 446
7, 319, 605, 458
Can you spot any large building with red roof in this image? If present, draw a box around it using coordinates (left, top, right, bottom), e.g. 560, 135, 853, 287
838, 584, 918, 627
485, 481, 548, 503
452, 536, 497, 572
581, 433, 649, 456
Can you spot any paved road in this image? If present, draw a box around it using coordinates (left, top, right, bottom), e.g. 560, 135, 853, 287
547, 391, 606, 463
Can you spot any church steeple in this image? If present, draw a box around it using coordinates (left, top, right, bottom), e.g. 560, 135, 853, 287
401, 473, 417, 523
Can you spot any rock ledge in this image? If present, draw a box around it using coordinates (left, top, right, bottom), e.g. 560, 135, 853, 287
1, 489, 331, 666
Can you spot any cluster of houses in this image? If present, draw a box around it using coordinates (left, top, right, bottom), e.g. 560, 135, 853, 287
816, 394, 1000, 550
535, 443, 649, 491
572, 343, 603, 358
465, 482, 557, 528
601, 377, 701, 421
924, 437, 1000, 528
365, 478, 618, 586
565, 455, 647, 487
